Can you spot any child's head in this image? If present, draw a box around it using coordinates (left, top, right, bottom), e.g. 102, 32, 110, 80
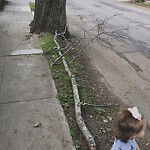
115, 107, 147, 143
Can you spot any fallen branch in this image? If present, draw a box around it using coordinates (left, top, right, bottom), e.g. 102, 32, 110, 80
68, 14, 128, 63
88, 14, 122, 32
51, 45, 74, 66
54, 31, 96, 150
69, 27, 128, 63
80, 102, 113, 107
69, 31, 105, 63
51, 14, 128, 149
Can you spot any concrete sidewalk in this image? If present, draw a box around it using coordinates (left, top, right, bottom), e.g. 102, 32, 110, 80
0, 0, 75, 150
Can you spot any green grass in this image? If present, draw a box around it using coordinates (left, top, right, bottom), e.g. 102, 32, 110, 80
0, 0, 4, 4
51, 61, 81, 149
39, 34, 56, 52
39, 34, 81, 149
29, 2, 35, 12
132, 1, 150, 7
142, 2, 150, 7
95, 108, 106, 116
71, 129, 81, 149
79, 87, 92, 103
39, 33, 106, 149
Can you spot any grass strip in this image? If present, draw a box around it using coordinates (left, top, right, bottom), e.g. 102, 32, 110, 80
39, 33, 110, 149
29, 2, 35, 12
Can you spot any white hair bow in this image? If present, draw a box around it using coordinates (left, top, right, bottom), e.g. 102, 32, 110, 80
128, 107, 142, 121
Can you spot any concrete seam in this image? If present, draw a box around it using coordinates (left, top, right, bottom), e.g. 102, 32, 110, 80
0, 53, 43, 58
0, 58, 5, 95
120, 50, 144, 54
0, 96, 55, 105
138, 73, 150, 83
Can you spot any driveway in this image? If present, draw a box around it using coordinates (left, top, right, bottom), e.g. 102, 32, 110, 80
67, 0, 150, 126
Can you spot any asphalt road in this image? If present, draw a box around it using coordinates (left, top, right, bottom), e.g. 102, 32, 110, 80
67, 0, 150, 130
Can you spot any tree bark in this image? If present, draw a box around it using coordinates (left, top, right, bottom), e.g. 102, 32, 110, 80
30, 0, 68, 35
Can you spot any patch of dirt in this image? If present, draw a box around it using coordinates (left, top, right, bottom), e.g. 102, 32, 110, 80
48, 37, 150, 149
65, 40, 150, 149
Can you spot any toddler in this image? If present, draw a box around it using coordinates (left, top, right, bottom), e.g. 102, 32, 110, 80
111, 107, 147, 150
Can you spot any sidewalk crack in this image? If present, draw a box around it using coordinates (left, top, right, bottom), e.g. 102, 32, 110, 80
0, 97, 53, 105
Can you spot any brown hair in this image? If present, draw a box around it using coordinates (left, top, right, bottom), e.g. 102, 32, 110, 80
115, 108, 146, 143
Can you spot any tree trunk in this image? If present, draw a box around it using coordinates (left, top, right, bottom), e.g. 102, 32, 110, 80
30, 0, 68, 35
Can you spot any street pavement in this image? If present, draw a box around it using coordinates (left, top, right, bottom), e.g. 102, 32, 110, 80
67, 0, 150, 129
0, 0, 75, 150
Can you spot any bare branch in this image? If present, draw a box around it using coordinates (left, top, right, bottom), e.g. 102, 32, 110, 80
88, 14, 123, 32
69, 31, 105, 63
80, 102, 113, 107
67, 14, 129, 63
51, 45, 74, 66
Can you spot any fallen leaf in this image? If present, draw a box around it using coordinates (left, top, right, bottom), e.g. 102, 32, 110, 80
145, 143, 149, 146
103, 119, 108, 123
33, 122, 42, 127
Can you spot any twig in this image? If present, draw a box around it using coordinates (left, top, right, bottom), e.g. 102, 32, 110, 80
88, 14, 122, 32
43, 48, 53, 55
83, 29, 93, 40
80, 102, 113, 107
51, 45, 74, 66
48, 56, 53, 64
69, 26, 128, 63
67, 14, 128, 63
69, 32, 105, 63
